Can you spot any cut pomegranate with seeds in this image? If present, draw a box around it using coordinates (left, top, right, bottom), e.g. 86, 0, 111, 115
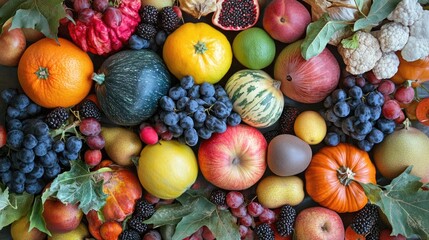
212, 0, 259, 31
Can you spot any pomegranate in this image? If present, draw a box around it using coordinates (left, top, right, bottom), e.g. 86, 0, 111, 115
212, 0, 259, 31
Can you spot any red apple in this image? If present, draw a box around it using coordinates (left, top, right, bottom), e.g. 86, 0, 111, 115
294, 206, 345, 240
0, 124, 6, 148
42, 198, 83, 233
198, 124, 267, 190
274, 40, 340, 104
379, 228, 406, 240
262, 0, 311, 43
0, 18, 27, 67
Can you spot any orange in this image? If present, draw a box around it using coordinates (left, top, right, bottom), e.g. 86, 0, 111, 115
18, 38, 94, 108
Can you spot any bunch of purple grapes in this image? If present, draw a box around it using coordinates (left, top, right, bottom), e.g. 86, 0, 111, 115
322, 75, 396, 151
0, 89, 83, 194
65, 0, 122, 27
153, 76, 241, 146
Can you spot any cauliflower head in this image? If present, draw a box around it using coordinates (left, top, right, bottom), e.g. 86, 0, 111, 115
401, 10, 429, 61
372, 52, 400, 79
377, 22, 409, 53
338, 31, 383, 75
387, 0, 423, 26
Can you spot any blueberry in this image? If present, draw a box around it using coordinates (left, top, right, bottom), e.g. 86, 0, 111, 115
128, 34, 150, 50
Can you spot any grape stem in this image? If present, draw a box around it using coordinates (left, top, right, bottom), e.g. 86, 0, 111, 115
49, 109, 84, 141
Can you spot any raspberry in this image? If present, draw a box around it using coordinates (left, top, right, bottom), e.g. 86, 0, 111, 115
139, 125, 159, 145
45, 107, 69, 129
254, 223, 274, 240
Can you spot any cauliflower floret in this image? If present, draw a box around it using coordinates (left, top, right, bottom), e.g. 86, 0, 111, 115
372, 52, 400, 79
401, 10, 429, 61
338, 31, 382, 75
377, 22, 409, 53
387, 0, 423, 26
401, 36, 429, 61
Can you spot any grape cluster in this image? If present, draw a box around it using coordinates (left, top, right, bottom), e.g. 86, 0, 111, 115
79, 118, 105, 167
0, 89, 84, 194
322, 75, 396, 151
208, 189, 295, 239
153, 76, 241, 146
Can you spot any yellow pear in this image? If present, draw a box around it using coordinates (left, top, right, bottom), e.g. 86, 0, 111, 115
101, 126, 143, 166
10, 215, 46, 240
256, 175, 305, 209
48, 222, 89, 240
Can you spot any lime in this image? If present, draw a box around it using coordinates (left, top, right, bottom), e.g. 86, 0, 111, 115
232, 27, 276, 70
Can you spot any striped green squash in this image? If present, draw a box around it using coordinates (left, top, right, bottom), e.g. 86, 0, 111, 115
225, 69, 284, 128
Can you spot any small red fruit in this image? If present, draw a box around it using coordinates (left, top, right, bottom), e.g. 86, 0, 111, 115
0, 124, 6, 148
172, 6, 182, 19
84, 149, 103, 167
416, 98, 429, 126
139, 125, 159, 145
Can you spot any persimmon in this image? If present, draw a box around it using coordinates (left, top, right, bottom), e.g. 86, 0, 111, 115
416, 98, 429, 126
17, 38, 93, 108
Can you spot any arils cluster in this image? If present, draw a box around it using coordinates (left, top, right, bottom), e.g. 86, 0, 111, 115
212, 0, 259, 31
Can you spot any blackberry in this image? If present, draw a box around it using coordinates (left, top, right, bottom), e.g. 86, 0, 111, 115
275, 205, 296, 237
119, 229, 141, 240
79, 99, 101, 121
263, 130, 280, 143
254, 223, 275, 240
365, 223, 380, 240
158, 6, 180, 33
350, 203, 380, 235
134, 199, 156, 219
139, 5, 158, 25
209, 188, 227, 207
128, 215, 149, 235
278, 106, 301, 134
45, 107, 69, 129
136, 23, 157, 40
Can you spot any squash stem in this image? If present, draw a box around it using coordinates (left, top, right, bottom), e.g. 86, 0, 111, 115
194, 41, 208, 54
337, 166, 355, 186
92, 73, 106, 85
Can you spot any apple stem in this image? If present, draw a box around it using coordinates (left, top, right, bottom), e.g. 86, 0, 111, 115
286, 75, 292, 81
337, 166, 355, 185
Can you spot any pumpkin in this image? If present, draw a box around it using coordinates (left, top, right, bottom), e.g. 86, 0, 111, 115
225, 69, 284, 128
305, 143, 376, 213
93, 49, 172, 126
162, 22, 233, 84
391, 52, 429, 87
86, 160, 142, 240
18, 38, 93, 108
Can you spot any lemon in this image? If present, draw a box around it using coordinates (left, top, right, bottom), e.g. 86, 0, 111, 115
137, 140, 198, 199
294, 110, 327, 145
256, 175, 305, 209
232, 27, 276, 70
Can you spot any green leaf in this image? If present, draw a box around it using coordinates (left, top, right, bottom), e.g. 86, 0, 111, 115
360, 166, 429, 239
353, 0, 402, 31
29, 195, 51, 236
354, 0, 365, 12
0, 191, 34, 230
0, 188, 12, 211
301, 14, 351, 60
0, 0, 66, 39
41, 160, 111, 214
340, 33, 359, 49
144, 191, 240, 240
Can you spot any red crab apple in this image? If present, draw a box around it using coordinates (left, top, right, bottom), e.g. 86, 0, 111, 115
198, 124, 267, 190
294, 206, 345, 240
42, 197, 83, 233
262, 0, 311, 43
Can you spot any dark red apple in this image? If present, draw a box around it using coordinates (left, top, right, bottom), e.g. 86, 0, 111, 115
198, 124, 267, 190
42, 198, 83, 234
0, 18, 27, 67
262, 0, 311, 43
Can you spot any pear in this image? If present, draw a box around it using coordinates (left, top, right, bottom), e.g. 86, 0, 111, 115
101, 126, 143, 166
141, 0, 174, 10
48, 222, 89, 240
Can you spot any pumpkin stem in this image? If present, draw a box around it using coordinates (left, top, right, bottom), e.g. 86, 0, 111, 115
92, 73, 106, 85
337, 166, 355, 186
35, 67, 49, 80
194, 41, 208, 54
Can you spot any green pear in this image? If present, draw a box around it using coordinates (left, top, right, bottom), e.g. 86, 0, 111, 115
141, 0, 174, 10
101, 126, 143, 166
